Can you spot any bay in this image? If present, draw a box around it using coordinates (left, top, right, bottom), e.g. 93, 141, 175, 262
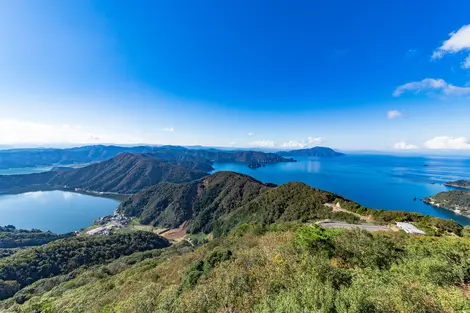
0, 191, 119, 233
213, 154, 470, 225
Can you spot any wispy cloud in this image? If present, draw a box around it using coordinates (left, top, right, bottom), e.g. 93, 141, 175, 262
247, 132, 255, 137
432, 24, 470, 68
161, 127, 174, 132
393, 78, 470, 97
0, 119, 145, 145
307, 136, 324, 145
393, 141, 418, 150
249, 140, 276, 148
405, 49, 418, 58
250, 136, 324, 149
424, 136, 470, 150
281, 140, 307, 148
387, 110, 402, 119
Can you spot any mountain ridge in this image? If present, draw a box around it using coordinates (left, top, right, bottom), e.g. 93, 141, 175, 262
0, 153, 208, 195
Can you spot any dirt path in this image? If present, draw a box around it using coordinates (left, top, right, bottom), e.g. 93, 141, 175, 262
324, 202, 372, 221
157, 221, 188, 242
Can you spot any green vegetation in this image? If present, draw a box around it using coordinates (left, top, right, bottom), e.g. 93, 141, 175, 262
334, 198, 463, 235
424, 190, 470, 219
0, 232, 170, 301
120, 172, 460, 237
1, 224, 469, 312
0, 225, 72, 249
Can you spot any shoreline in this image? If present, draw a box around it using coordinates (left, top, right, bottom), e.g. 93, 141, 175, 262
422, 197, 470, 219
0, 186, 129, 201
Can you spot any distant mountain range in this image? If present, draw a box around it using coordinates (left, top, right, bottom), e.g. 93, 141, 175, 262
0, 145, 294, 169
277, 146, 344, 157
0, 153, 208, 194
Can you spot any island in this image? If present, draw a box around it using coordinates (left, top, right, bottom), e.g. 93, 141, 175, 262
423, 190, 470, 218
444, 179, 470, 190
277, 146, 344, 157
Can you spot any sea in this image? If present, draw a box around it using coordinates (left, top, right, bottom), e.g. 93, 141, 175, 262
212, 154, 470, 226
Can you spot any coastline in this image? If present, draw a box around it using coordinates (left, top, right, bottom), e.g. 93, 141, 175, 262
422, 197, 470, 219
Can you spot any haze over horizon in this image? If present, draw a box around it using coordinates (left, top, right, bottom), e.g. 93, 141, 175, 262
1, 1, 470, 152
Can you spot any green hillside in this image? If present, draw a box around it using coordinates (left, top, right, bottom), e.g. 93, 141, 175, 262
119, 172, 462, 237
1, 224, 469, 312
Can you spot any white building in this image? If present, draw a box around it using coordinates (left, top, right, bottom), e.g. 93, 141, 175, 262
396, 222, 425, 234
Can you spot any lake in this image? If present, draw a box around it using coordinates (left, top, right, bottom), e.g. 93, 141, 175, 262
213, 154, 470, 225
0, 191, 120, 233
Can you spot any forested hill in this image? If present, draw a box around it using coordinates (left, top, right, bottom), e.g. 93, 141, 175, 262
0, 232, 170, 301
0, 145, 295, 170
118, 171, 271, 233
0, 153, 208, 194
119, 171, 461, 237
277, 146, 344, 157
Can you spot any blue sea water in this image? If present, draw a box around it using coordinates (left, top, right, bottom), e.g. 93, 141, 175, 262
0, 191, 119, 233
212, 154, 470, 225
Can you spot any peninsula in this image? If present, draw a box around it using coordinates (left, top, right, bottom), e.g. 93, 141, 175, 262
444, 179, 470, 190
424, 190, 470, 218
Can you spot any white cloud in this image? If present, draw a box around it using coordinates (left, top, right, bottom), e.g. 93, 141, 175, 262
307, 136, 324, 145
432, 25, 470, 66
0, 118, 143, 145
161, 127, 174, 132
463, 55, 470, 69
247, 132, 255, 136
424, 136, 470, 150
394, 141, 418, 150
393, 78, 470, 97
250, 136, 325, 149
249, 140, 276, 148
281, 140, 307, 148
387, 110, 402, 119
405, 49, 418, 58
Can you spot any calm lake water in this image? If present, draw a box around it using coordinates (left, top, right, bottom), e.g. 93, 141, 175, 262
0, 191, 119, 233
213, 154, 470, 225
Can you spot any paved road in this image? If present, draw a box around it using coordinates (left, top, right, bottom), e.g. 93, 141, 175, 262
317, 220, 390, 232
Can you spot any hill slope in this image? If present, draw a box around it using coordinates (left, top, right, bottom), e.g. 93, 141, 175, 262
120, 171, 463, 236
277, 146, 344, 157
0, 153, 208, 194
118, 172, 270, 232
119, 172, 357, 235
2, 223, 470, 312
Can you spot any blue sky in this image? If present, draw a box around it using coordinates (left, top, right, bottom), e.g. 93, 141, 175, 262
1, 0, 470, 151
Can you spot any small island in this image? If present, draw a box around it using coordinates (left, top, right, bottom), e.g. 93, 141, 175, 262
444, 179, 470, 190
423, 190, 470, 218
